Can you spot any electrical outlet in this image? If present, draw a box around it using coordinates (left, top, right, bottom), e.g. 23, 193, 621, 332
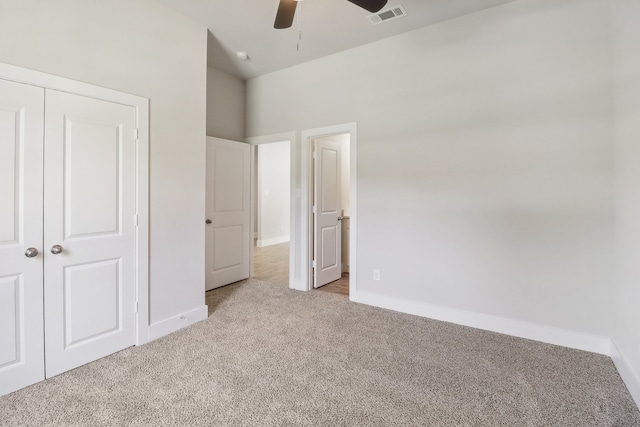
373, 269, 380, 281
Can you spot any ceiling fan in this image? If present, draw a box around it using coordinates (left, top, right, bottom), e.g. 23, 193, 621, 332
274, 0, 388, 29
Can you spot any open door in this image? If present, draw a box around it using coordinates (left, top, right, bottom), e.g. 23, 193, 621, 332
205, 137, 250, 291
313, 138, 342, 288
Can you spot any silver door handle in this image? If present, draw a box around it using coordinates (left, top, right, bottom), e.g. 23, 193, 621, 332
50, 245, 63, 255
206, 219, 212, 224
25, 247, 39, 258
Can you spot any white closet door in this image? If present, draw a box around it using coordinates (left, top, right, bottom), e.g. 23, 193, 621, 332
43, 89, 137, 377
314, 138, 342, 288
0, 79, 45, 396
205, 137, 250, 290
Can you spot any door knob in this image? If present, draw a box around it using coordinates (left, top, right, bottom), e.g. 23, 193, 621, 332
337, 216, 344, 221
206, 219, 212, 224
25, 247, 39, 258
50, 245, 63, 255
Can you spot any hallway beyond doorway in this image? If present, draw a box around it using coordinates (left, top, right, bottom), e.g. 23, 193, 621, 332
253, 241, 289, 286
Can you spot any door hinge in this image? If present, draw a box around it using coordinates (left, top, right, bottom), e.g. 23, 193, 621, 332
134, 128, 139, 141
133, 214, 139, 226
312, 206, 316, 214
135, 301, 139, 313
312, 260, 316, 268
313, 150, 317, 159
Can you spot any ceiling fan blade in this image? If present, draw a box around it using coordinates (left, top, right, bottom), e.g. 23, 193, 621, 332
346, 0, 388, 13
274, 0, 298, 29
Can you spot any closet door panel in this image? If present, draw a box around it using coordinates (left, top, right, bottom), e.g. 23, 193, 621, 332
43, 89, 137, 378
0, 78, 45, 396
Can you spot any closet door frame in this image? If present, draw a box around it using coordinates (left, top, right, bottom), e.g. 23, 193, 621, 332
0, 62, 151, 345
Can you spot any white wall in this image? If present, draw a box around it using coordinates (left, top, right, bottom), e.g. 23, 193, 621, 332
207, 66, 245, 141
247, 0, 614, 340
612, 0, 640, 405
0, 0, 208, 329
257, 141, 290, 246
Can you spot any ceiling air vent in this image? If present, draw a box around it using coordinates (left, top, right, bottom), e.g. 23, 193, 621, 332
368, 5, 407, 25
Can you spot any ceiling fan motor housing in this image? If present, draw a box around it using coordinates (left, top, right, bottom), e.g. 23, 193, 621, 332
347, 0, 388, 13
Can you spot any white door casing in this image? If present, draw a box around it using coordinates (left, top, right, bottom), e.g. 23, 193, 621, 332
0, 62, 149, 397
313, 138, 342, 288
43, 89, 137, 377
0, 79, 45, 395
205, 137, 250, 290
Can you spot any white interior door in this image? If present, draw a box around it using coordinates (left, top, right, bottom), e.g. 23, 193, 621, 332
205, 137, 250, 290
0, 79, 45, 395
314, 138, 342, 288
43, 89, 137, 377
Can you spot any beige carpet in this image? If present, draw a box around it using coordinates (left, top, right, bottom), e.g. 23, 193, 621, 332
1, 279, 639, 426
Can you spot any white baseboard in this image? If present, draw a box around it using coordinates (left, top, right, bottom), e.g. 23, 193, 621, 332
611, 340, 640, 409
289, 277, 307, 292
147, 305, 208, 341
257, 235, 289, 247
350, 290, 611, 355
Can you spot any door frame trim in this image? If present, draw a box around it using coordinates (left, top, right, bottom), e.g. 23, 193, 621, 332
0, 62, 151, 345
300, 123, 357, 294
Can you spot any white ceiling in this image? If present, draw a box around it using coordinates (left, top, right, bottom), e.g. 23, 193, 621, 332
155, 0, 519, 80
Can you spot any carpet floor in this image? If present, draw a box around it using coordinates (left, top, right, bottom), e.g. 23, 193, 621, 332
1, 279, 639, 426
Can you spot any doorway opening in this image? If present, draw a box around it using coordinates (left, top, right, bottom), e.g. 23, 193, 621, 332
245, 123, 356, 296
252, 141, 291, 286
299, 122, 357, 297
